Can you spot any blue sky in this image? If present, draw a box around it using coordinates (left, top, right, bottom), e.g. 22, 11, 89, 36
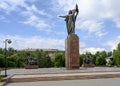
0, 0, 120, 54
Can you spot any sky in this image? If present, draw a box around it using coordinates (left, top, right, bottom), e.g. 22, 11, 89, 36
0, 0, 120, 54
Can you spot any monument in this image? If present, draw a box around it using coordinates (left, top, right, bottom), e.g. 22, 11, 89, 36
59, 4, 80, 69
25, 56, 39, 69
82, 56, 95, 67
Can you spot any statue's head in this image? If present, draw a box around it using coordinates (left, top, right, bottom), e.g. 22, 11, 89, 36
68, 10, 72, 14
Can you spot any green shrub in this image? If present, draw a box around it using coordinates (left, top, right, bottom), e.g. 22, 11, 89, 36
53, 53, 65, 67
7, 61, 16, 68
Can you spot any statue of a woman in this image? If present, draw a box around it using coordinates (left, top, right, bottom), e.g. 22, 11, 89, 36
59, 4, 79, 35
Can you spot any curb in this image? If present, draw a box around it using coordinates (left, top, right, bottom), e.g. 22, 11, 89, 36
1, 75, 14, 86
9, 72, 120, 82
0, 82, 7, 86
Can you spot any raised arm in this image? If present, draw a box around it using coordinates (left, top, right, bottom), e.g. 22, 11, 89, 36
59, 15, 67, 18
76, 4, 79, 13
75, 4, 79, 20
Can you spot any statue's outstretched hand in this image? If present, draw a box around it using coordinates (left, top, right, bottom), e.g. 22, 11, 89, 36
76, 4, 79, 13
59, 15, 66, 18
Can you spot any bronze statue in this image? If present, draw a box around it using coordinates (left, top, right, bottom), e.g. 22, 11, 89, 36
59, 4, 79, 35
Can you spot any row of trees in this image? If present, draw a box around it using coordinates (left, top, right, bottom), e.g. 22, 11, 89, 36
0, 49, 53, 68
80, 51, 112, 66
0, 48, 65, 68
0, 43, 120, 68
80, 43, 120, 66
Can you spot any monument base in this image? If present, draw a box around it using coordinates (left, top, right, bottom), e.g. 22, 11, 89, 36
25, 65, 39, 69
65, 34, 80, 70
82, 64, 95, 67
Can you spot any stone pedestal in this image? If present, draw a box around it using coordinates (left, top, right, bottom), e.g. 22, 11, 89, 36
25, 65, 39, 69
65, 34, 80, 69
82, 64, 95, 67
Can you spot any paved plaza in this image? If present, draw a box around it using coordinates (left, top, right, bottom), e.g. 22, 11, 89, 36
6, 78, 120, 86
1, 67, 120, 76
1, 67, 120, 86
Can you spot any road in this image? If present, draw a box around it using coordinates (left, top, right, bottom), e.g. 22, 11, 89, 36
6, 78, 120, 86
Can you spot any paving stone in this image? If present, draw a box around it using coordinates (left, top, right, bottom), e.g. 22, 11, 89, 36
1, 67, 120, 76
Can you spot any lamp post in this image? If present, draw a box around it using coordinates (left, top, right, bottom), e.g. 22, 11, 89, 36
4, 39, 12, 77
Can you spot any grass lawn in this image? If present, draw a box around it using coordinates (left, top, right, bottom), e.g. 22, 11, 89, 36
0, 76, 3, 82
0, 68, 4, 82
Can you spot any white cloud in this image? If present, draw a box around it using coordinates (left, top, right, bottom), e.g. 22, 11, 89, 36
106, 36, 120, 51
0, 0, 64, 35
102, 0, 120, 29
0, 1, 9, 11
54, 0, 120, 19
0, 35, 65, 50
53, 0, 120, 37
0, 0, 52, 31
81, 47, 105, 54
80, 42, 86, 48
114, 19, 120, 28
0, 0, 26, 13
0, 34, 107, 54
79, 42, 105, 54
23, 15, 50, 29
79, 20, 107, 37
26, 5, 49, 16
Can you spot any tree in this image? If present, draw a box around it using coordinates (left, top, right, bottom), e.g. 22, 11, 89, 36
117, 43, 120, 50
94, 51, 100, 64
35, 50, 52, 68
113, 49, 120, 66
95, 51, 100, 57
44, 55, 53, 67
95, 56, 101, 66
0, 54, 5, 67
7, 48, 17, 56
95, 51, 106, 66
95, 56, 105, 66
10, 54, 25, 68
7, 54, 18, 67
53, 53, 65, 67
113, 43, 120, 66
0, 48, 4, 54
80, 54, 86, 66
100, 51, 107, 58
0, 48, 55, 68
107, 51, 112, 57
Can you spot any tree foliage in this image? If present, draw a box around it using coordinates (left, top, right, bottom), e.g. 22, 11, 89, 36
0, 54, 5, 67
1, 43, 120, 68
95, 51, 106, 66
80, 54, 86, 66
53, 53, 65, 67
113, 43, 120, 66
0, 48, 53, 68
35, 50, 52, 68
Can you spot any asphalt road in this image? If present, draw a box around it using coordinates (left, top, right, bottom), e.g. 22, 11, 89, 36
6, 78, 120, 86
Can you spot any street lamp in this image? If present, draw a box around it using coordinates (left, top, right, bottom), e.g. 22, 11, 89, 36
4, 39, 12, 77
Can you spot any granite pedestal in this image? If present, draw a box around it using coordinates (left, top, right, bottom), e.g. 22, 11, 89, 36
65, 34, 80, 69
82, 64, 95, 67
25, 65, 39, 69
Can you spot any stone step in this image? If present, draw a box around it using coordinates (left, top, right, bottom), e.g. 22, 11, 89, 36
9, 72, 120, 82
